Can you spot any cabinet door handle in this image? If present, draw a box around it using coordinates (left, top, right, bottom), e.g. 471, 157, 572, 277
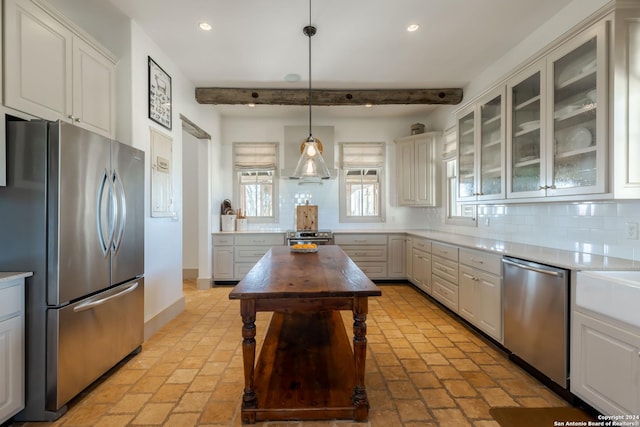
68, 115, 80, 122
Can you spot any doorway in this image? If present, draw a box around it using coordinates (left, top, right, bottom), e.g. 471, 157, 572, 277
180, 115, 212, 289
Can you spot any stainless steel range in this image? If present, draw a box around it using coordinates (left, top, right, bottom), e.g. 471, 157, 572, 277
286, 230, 334, 245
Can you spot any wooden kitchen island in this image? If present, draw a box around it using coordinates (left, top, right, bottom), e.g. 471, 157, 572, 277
228, 245, 381, 424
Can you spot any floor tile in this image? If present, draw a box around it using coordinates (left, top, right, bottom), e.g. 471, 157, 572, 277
10, 282, 575, 427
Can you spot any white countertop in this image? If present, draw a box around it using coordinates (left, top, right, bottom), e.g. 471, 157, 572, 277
0, 272, 33, 282
402, 230, 639, 271
212, 229, 639, 271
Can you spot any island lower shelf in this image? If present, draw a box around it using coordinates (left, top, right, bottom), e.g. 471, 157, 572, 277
250, 310, 357, 422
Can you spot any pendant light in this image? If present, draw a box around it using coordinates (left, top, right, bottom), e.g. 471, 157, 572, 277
290, 0, 331, 182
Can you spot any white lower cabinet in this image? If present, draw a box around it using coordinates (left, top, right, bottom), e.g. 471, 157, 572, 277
335, 234, 388, 279
405, 237, 413, 282
212, 233, 285, 282
409, 237, 431, 293
431, 242, 459, 312
458, 249, 503, 342
0, 276, 26, 423
213, 247, 234, 280
411, 248, 431, 295
571, 310, 640, 415
387, 235, 407, 278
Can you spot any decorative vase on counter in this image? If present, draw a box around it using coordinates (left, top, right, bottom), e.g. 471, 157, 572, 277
236, 218, 247, 232
221, 215, 236, 232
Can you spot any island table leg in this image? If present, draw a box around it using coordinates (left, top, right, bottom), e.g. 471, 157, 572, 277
352, 296, 370, 421
240, 299, 257, 424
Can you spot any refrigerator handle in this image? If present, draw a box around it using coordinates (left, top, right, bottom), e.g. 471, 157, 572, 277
112, 171, 127, 254
72, 281, 139, 312
96, 169, 117, 256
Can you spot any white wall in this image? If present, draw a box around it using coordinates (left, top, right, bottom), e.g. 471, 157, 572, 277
430, 0, 612, 131
182, 132, 199, 270
220, 115, 431, 231
422, 0, 640, 262
129, 21, 221, 330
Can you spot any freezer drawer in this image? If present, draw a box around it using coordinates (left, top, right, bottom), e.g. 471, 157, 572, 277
46, 279, 143, 411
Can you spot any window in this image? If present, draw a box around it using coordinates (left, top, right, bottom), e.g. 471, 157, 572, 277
233, 143, 278, 222
442, 128, 476, 226
339, 142, 385, 223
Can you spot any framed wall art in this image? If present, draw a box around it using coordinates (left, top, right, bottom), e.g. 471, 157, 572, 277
148, 56, 172, 130
150, 127, 174, 218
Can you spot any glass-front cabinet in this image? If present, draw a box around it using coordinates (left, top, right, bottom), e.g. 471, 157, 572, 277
546, 22, 607, 197
456, 87, 505, 201
457, 108, 476, 200
507, 61, 545, 198
479, 92, 505, 199
505, 21, 607, 199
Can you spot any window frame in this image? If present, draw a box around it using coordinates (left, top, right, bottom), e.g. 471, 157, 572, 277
233, 142, 279, 224
339, 142, 386, 224
442, 127, 477, 226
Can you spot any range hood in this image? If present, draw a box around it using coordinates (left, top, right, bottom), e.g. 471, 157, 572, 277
282, 125, 337, 180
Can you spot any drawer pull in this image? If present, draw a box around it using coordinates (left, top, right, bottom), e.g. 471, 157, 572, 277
253, 240, 266, 243
471, 257, 484, 264
74, 282, 138, 312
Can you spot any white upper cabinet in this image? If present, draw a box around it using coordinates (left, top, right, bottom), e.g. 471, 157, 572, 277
469, 11, 622, 203
457, 87, 506, 201
4, 0, 73, 121
612, 5, 640, 199
457, 106, 476, 200
72, 37, 116, 137
395, 133, 439, 207
545, 22, 607, 197
4, 0, 116, 138
506, 60, 546, 198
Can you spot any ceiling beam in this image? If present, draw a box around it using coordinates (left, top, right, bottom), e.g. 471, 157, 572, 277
195, 87, 463, 106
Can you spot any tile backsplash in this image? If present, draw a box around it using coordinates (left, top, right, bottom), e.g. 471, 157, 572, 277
242, 177, 640, 262
422, 200, 640, 262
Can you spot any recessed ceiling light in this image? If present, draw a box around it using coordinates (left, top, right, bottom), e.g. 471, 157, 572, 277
247, 103, 256, 108
199, 22, 212, 31
365, 103, 373, 108
284, 73, 301, 82
407, 24, 420, 32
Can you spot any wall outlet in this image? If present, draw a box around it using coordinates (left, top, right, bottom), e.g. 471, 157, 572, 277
626, 222, 639, 240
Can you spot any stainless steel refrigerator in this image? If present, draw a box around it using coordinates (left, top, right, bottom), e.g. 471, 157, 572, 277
0, 119, 144, 421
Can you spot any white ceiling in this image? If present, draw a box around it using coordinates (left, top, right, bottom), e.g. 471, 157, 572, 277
105, 0, 575, 118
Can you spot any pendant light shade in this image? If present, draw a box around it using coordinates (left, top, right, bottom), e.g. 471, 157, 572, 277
290, 0, 331, 182
292, 136, 331, 181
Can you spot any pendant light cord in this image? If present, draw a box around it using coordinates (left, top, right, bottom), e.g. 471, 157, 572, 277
307, 0, 313, 139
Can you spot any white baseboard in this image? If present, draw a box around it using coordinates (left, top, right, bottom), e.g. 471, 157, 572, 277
182, 268, 198, 280
196, 277, 211, 290
144, 296, 185, 341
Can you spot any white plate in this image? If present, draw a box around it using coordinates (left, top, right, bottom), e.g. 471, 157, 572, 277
554, 104, 580, 118
558, 55, 597, 85
585, 89, 597, 103
519, 120, 539, 131
566, 127, 592, 150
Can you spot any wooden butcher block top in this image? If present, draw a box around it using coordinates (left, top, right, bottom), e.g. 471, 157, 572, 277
296, 202, 317, 231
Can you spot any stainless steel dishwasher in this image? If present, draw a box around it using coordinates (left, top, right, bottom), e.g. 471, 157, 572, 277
502, 256, 569, 388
